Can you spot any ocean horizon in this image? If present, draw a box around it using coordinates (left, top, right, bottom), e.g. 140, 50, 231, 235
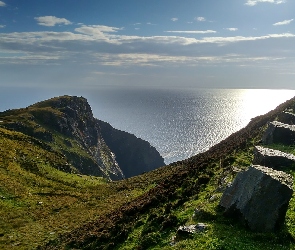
1, 86, 295, 164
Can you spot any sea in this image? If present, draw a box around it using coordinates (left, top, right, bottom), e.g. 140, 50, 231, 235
85, 86, 295, 164
1, 86, 295, 165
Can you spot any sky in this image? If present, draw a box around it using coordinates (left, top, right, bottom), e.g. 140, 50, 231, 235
0, 0, 295, 109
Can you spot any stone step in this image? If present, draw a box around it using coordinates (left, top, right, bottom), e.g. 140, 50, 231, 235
262, 121, 295, 145
253, 145, 295, 170
278, 111, 295, 125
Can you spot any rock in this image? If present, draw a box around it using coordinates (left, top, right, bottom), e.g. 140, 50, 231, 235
219, 165, 293, 232
195, 223, 207, 232
209, 194, 219, 202
176, 223, 208, 240
262, 121, 295, 145
97, 119, 165, 178
253, 146, 295, 170
278, 111, 295, 125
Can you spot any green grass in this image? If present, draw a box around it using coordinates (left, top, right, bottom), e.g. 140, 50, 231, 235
266, 143, 295, 156
114, 144, 295, 250
0, 127, 155, 249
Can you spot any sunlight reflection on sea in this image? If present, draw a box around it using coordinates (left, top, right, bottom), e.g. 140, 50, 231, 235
88, 87, 295, 164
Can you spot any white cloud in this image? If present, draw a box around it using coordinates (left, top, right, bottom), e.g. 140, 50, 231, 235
0, 1, 6, 7
1, 28, 294, 50
74, 25, 122, 43
226, 28, 238, 31
165, 30, 216, 34
0, 21, 294, 68
89, 53, 287, 67
120, 32, 294, 46
0, 25, 5, 28
245, 0, 285, 6
200, 33, 294, 44
75, 25, 121, 34
34, 16, 72, 27
171, 18, 178, 22
273, 19, 294, 26
195, 17, 206, 22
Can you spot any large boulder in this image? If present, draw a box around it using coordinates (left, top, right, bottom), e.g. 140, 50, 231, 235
262, 121, 295, 145
253, 146, 295, 170
278, 111, 295, 125
219, 165, 293, 232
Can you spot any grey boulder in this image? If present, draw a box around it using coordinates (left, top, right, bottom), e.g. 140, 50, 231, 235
278, 111, 295, 125
262, 121, 295, 145
219, 165, 293, 232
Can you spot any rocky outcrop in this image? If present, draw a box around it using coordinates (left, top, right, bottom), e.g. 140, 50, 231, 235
0, 96, 124, 180
175, 223, 207, 241
253, 146, 295, 170
262, 121, 295, 145
219, 165, 293, 232
0, 95, 165, 180
278, 111, 295, 125
97, 119, 165, 178
31, 96, 125, 180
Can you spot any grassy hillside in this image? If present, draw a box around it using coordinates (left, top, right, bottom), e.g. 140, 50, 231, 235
0, 126, 159, 249
41, 96, 295, 250
1, 96, 295, 249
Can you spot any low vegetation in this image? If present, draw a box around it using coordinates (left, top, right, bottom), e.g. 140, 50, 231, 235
0, 127, 156, 249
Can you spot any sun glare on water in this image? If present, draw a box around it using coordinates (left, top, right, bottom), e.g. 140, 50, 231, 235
238, 89, 295, 126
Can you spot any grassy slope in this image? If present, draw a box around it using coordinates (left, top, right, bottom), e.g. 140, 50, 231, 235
1, 96, 295, 249
0, 128, 155, 249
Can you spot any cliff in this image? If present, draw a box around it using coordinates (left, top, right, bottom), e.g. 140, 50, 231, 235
97, 119, 164, 178
0, 95, 163, 180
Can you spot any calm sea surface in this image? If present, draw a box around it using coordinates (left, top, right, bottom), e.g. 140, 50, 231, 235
86, 87, 295, 164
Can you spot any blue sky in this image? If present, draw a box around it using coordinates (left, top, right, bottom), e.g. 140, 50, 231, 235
0, 0, 294, 95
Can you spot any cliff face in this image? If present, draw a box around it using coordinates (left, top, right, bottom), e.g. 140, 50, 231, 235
97, 119, 165, 178
0, 96, 123, 180
0, 95, 164, 180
